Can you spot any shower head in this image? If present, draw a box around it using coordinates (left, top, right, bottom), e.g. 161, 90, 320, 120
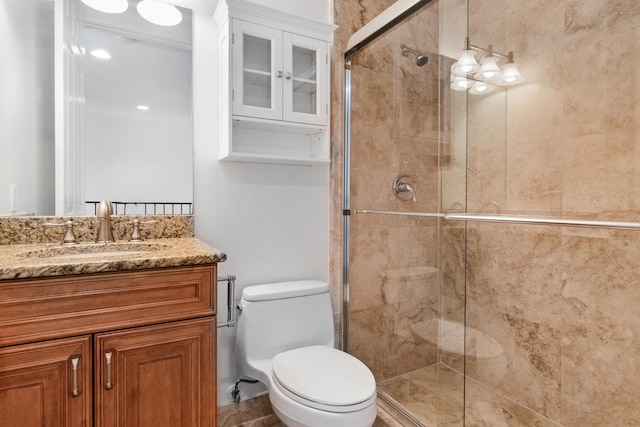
401, 44, 429, 67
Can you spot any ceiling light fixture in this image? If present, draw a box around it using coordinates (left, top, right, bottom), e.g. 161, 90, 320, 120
136, 0, 183, 26
90, 49, 111, 59
81, 0, 128, 14
136, 105, 150, 111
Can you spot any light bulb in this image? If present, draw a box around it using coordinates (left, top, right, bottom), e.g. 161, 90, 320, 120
451, 75, 473, 91
500, 63, 524, 85
81, 0, 128, 14
476, 56, 502, 82
90, 49, 111, 59
452, 50, 480, 76
469, 81, 496, 95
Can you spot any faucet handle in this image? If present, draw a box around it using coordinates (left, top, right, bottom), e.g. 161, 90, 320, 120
130, 218, 158, 242
43, 220, 78, 245
392, 175, 417, 202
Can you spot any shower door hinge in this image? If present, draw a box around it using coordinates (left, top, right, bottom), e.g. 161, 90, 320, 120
343, 209, 351, 216
344, 62, 351, 70
232, 32, 235, 44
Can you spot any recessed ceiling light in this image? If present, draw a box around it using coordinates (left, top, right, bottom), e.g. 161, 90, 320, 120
136, 105, 150, 111
81, 0, 128, 14
136, 0, 182, 26
90, 49, 111, 59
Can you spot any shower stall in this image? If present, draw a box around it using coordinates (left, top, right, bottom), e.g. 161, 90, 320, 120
340, 0, 640, 425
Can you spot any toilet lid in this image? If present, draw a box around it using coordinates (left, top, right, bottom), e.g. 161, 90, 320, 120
272, 346, 376, 409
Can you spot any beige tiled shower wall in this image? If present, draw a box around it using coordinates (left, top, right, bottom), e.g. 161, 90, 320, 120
332, 1, 442, 381
332, 0, 640, 425
458, 1, 640, 425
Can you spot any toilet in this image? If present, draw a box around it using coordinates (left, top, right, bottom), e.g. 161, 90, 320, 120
235, 280, 377, 427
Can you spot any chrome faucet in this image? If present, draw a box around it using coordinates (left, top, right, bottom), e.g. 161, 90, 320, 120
96, 200, 115, 243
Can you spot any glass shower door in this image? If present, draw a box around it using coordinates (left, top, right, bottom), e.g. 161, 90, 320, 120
344, 0, 467, 424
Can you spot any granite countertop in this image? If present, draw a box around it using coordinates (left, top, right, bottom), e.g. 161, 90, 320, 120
0, 238, 227, 280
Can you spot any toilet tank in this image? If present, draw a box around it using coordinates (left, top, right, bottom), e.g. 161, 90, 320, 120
236, 280, 335, 378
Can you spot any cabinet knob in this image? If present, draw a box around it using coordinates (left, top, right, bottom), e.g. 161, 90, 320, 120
276, 70, 283, 78
285, 72, 292, 79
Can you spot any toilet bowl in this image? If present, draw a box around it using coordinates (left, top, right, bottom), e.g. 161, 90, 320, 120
235, 280, 377, 427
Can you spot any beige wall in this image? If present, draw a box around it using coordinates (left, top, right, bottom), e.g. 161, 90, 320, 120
331, 0, 442, 381
462, 0, 640, 424
332, 0, 640, 425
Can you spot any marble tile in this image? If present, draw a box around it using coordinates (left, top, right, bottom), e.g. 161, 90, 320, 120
378, 365, 465, 426
560, 232, 640, 425
562, 130, 640, 216
217, 394, 276, 427
564, 0, 640, 36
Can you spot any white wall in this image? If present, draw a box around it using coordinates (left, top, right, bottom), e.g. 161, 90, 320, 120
0, 0, 55, 215
192, 0, 332, 403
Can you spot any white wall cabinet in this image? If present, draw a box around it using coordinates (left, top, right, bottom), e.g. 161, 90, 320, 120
214, 0, 336, 165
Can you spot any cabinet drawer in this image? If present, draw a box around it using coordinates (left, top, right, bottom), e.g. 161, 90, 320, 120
0, 265, 216, 347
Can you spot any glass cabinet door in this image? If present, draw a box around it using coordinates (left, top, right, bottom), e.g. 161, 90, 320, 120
283, 33, 327, 125
232, 20, 283, 120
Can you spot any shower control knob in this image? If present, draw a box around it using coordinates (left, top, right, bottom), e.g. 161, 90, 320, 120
392, 174, 417, 202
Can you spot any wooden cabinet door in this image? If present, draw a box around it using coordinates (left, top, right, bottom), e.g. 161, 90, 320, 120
0, 336, 92, 427
94, 318, 215, 427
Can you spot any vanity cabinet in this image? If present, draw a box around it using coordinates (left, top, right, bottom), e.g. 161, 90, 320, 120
214, 0, 336, 165
0, 265, 217, 427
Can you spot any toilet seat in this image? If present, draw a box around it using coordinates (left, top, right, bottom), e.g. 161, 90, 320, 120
272, 345, 376, 413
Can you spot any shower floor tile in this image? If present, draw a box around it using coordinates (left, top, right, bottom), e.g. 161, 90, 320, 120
377, 364, 561, 427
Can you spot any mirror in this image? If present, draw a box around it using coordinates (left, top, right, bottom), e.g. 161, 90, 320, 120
0, 0, 193, 217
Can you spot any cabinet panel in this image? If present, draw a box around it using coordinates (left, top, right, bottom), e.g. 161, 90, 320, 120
0, 265, 216, 347
0, 336, 92, 427
94, 318, 215, 427
283, 32, 327, 125
232, 20, 283, 120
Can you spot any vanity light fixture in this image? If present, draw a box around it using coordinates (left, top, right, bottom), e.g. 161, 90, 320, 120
451, 38, 524, 94
90, 49, 111, 59
136, 0, 182, 26
136, 105, 150, 111
81, 0, 128, 14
